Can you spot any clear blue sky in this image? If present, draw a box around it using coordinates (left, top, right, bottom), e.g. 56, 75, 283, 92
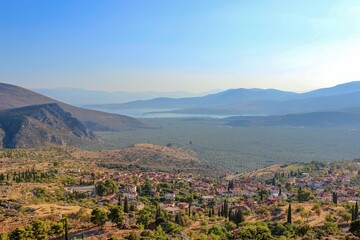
1, 0, 360, 92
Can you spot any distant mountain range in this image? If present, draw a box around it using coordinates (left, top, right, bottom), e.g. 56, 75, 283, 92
33, 87, 215, 106
0, 82, 143, 131
86, 81, 360, 117
0, 103, 99, 148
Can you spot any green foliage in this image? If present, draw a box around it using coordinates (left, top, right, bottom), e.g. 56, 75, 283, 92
224, 221, 236, 231
350, 219, 360, 237
90, 207, 108, 229
32, 187, 52, 200
94, 119, 360, 172
137, 205, 155, 228
295, 224, 312, 236
9, 228, 27, 240
9, 220, 52, 240
322, 221, 340, 235
51, 222, 64, 237
0, 233, 8, 240
255, 205, 269, 218
125, 232, 140, 240
31, 220, 50, 240
237, 222, 272, 240
96, 179, 119, 196
339, 210, 351, 223
108, 206, 125, 228
297, 189, 313, 202
207, 225, 230, 239
268, 222, 287, 236
154, 225, 167, 240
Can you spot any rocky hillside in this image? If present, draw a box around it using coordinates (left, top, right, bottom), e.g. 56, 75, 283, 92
0, 82, 143, 131
0, 103, 99, 148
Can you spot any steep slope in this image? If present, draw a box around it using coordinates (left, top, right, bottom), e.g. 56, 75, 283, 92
0, 103, 99, 148
0, 82, 143, 131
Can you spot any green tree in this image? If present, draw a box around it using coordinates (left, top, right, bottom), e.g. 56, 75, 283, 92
350, 219, 360, 237
237, 222, 272, 240
91, 207, 108, 229
124, 197, 129, 213
137, 206, 155, 228
62, 217, 69, 240
0, 233, 8, 240
50, 222, 64, 238
208, 225, 229, 239
125, 232, 140, 240
9, 228, 27, 240
322, 221, 340, 235
96, 180, 119, 196
297, 189, 313, 202
269, 222, 287, 237
108, 206, 125, 228
339, 210, 351, 223
31, 220, 50, 240
154, 225, 167, 240
175, 213, 184, 226
287, 203, 292, 224
332, 192, 338, 204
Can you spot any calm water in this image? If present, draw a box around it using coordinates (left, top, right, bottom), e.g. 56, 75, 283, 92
90, 108, 235, 118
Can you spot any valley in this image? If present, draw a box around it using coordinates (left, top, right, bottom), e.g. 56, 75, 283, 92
86, 118, 360, 173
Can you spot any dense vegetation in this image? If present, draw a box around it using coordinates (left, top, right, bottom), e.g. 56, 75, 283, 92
88, 118, 360, 172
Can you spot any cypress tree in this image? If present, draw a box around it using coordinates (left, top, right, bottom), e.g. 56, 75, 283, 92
235, 209, 244, 227
332, 192, 338, 205
223, 200, 229, 218
352, 205, 356, 221
356, 201, 359, 220
63, 217, 69, 240
287, 203, 292, 224
124, 197, 129, 213
118, 195, 121, 206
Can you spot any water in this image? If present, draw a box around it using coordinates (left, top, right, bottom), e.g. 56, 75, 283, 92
90, 108, 235, 118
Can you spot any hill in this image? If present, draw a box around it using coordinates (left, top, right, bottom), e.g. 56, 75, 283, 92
0, 82, 143, 131
0, 103, 99, 148
73, 143, 219, 175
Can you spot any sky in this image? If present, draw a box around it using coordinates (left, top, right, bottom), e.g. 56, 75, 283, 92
1, 0, 360, 93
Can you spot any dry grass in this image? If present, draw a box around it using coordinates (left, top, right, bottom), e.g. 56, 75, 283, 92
25, 204, 85, 218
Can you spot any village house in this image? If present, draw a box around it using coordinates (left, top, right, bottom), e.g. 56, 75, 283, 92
164, 193, 176, 200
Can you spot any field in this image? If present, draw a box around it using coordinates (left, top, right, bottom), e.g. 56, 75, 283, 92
84, 118, 360, 173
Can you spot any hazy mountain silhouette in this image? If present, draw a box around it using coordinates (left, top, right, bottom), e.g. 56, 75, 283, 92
0, 82, 143, 131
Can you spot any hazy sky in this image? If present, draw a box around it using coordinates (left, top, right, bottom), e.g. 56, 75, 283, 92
1, 0, 360, 93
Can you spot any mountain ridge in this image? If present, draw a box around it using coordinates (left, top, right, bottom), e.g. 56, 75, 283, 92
86, 81, 360, 116
0, 103, 99, 149
0, 82, 143, 131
